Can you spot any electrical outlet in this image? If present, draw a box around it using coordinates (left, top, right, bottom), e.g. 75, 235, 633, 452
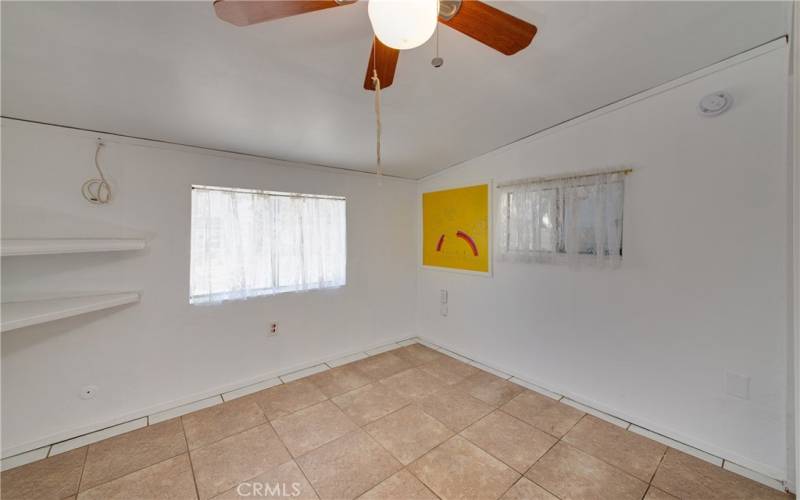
268, 322, 279, 336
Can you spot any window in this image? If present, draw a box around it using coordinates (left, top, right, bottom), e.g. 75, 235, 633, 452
190, 185, 346, 304
497, 171, 625, 264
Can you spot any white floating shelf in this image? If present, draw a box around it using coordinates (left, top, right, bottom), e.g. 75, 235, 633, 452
1, 292, 141, 333
1, 238, 147, 257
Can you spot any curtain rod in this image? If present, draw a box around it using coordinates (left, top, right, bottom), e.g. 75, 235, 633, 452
192, 185, 346, 201
496, 168, 633, 189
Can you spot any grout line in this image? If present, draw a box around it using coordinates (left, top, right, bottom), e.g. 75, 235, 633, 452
180, 418, 202, 500
74, 445, 90, 495
649, 447, 669, 485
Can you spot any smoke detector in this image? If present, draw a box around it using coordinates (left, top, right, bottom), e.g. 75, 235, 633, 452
698, 91, 733, 117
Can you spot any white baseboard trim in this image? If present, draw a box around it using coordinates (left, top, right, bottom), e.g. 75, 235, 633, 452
0, 446, 50, 471
1, 334, 417, 464
148, 395, 223, 424
509, 377, 562, 401
724, 459, 785, 491
280, 364, 329, 383
222, 378, 282, 401
629, 425, 723, 466
326, 352, 369, 368
561, 397, 630, 429
49, 418, 148, 457
416, 335, 788, 492
365, 343, 404, 355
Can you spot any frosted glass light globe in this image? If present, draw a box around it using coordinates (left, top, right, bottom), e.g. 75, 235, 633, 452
368, 0, 439, 50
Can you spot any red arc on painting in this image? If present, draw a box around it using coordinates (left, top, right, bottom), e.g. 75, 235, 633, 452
435, 231, 479, 256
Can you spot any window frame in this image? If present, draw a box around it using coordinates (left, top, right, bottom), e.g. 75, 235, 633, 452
189, 184, 348, 305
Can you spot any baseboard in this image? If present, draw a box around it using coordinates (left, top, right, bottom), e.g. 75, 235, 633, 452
417, 335, 789, 491
1, 333, 415, 462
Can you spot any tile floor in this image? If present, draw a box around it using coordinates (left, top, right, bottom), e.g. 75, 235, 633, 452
1, 343, 791, 500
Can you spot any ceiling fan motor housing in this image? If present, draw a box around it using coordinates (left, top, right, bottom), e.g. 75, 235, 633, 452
438, 0, 462, 20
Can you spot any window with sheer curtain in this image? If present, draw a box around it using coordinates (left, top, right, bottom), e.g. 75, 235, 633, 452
190, 185, 347, 304
496, 171, 625, 265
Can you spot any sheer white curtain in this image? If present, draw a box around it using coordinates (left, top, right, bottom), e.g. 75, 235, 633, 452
190, 186, 346, 304
496, 171, 625, 266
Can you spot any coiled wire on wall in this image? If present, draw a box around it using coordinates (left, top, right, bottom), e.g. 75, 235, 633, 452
82, 139, 111, 204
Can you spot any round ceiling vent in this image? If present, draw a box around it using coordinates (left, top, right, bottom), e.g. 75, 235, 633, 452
698, 91, 733, 117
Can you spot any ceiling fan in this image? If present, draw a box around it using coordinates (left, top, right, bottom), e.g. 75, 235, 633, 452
213, 0, 538, 91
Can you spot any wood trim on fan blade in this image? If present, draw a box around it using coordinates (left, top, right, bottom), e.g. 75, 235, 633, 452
439, 1, 537, 55
214, 0, 348, 27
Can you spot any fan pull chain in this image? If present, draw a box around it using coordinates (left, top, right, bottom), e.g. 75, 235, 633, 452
82, 139, 112, 204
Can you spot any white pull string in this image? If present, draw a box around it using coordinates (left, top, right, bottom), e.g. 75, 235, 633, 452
372, 68, 382, 179
82, 139, 112, 204
371, 38, 383, 182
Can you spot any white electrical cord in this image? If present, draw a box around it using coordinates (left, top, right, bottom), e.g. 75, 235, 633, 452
82, 139, 111, 204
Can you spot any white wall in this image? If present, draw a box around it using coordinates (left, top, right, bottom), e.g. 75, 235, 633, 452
0, 119, 417, 455
417, 44, 790, 479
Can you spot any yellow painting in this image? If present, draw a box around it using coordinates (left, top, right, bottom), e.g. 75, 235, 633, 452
422, 184, 489, 273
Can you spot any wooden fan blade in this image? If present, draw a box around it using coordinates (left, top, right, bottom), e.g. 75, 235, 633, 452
214, 0, 353, 27
364, 38, 399, 91
440, 1, 537, 55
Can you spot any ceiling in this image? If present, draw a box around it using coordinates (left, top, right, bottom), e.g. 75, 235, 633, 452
1, 1, 791, 179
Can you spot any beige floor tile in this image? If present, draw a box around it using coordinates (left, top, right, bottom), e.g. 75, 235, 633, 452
182, 397, 266, 450
0, 447, 86, 500
351, 352, 413, 380
644, 486, 679, 499
651, 448, 789, 500
501, 478, 558, 500
467, 378, 525, 407
297, 430, 402, 500
364, 405, 452, 465
271, 401, 358, 457
419, 357, 479, 385
190, 424, 290, 499
77, 454, 197, 500
420, 387, 493, 432
379, 368, 446, 401
419, 363, 468, 386
408, 435, 519, 500
80, 418, 187, 491
455, 370, 505, 392
562, 415, 667, 482
309, 365, 374, 398
249, 379, 328, 420
212, 460, 318, 499
331, 384, 410, 426
390, 345, 444, 367
501, 390, 584, 437
358, 469, 438, 500
526, 442, 648, 500
461, 411, 557, 473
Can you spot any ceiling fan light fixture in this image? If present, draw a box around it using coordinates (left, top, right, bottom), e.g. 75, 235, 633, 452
368, 0, 438, 50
